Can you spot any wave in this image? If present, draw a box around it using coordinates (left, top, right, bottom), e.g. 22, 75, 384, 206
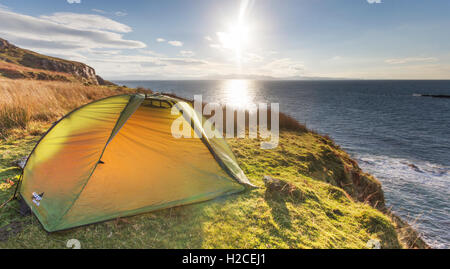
355, 153, 450, 249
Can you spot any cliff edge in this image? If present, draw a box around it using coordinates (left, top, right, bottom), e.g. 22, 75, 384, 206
0, 38, 113, 85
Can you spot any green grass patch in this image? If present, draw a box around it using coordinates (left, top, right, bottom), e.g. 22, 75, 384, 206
0, 129, 402, 248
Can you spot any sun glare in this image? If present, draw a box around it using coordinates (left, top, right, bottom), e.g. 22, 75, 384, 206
218, 23, 249, 63
218, 0, 252, 64
222, 79, 254, 108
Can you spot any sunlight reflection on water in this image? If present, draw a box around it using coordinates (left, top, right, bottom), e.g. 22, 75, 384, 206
219, 79, 256, 109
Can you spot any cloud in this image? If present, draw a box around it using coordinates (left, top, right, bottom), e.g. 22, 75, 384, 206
160, 57, 207, 65
209, 44, 221, 49
92, 9, 106, 14
204, 36, 213, 41
92, 9, 127, 17
84, 49, 310, 80
258, 58, 305, 77
140, 62, 167, 68
80, 53, 211, 79
385, 57, 438, 64
114, 11, 127, 17
367, 0, 382, 3
0, 10, 145, 50
0, 9, 215, 79
67, 52, 208, 67
158, 38, 185, 47
216, 32, 233, 49
0, 3, 9, 10
3, 36, 84, 50
179, 50, 195, 57
168, 40, 183, 47
0, 5, 318, 80
244, 53, 264, 63
139, 49, 164, 57
67, 0, 81, 4
40, 12, 132, 33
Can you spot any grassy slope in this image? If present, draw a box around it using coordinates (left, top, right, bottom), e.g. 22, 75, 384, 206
0, 61, 76, 82
0, 127, 402, 249
0, 39, 82, 68
0, 38, 94, 84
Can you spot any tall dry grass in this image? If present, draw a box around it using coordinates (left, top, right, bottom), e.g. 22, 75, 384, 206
0, 78, 138, 138
0, 78, 310, 139
162, 92, 309, 134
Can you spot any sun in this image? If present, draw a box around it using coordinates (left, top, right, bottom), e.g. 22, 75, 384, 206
218, 22, 249, 63
217, 0, 252, 64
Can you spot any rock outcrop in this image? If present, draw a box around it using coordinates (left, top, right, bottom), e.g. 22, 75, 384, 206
0, 38, 11, 50
20, 53, 99, 84
0, 38, 112, 85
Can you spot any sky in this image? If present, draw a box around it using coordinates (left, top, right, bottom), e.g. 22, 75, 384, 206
0, 0, 449, 80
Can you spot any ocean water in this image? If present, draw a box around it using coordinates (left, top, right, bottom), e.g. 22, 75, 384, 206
115, 80, 450, 248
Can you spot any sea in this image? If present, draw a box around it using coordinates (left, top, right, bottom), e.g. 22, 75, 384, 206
115, 79, 450, 249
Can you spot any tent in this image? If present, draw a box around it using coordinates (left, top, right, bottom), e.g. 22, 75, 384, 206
18, 93, 253, 232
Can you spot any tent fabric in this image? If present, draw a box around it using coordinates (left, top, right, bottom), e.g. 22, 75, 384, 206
20, 94, 251, 232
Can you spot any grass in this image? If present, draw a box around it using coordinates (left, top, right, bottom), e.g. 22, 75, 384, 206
1, 38, 82, 68
163, 92, 309, 134
0, 61, 74, 82
237, 132, 385, 209
0, 38, 97, 85
0, 78, 143, 138
0, 78, 423, 248
0, 125, 403, 248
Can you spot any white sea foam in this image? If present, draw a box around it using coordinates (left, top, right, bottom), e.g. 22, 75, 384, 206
356, 154, 450, 249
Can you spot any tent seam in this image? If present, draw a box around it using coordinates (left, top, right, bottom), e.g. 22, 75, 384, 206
171, 97, 254, 187
18, 94, 133, 195
53, 94, 142, 229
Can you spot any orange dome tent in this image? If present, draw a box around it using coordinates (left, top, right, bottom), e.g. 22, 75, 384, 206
18, 94, 253, 232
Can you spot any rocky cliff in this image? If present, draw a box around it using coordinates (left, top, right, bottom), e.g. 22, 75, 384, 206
0, 38, 111, 85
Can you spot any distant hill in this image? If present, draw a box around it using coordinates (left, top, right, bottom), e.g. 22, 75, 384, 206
0, 38, 114, 85
202, 73, 350, 81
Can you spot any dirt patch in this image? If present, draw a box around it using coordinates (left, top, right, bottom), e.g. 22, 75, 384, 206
0, 220, 30, 241
263, 175, 304, 202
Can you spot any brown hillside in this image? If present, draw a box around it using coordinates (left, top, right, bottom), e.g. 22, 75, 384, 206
0, 38, 112, 85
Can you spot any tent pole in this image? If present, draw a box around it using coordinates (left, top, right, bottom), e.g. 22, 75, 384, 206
12, 172, 23, 200
0, 172, 22, 209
